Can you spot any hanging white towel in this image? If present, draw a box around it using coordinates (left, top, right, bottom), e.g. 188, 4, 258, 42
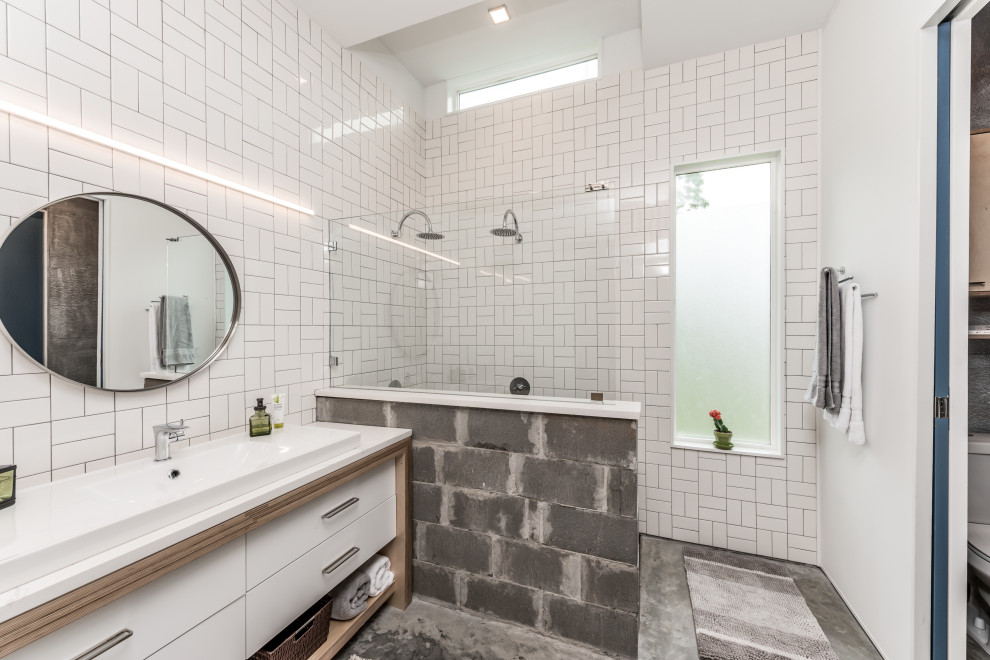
825, 282, 865, 444
846, 283, 866, 445
358, 554, 394, 597
148, 302, 164, 372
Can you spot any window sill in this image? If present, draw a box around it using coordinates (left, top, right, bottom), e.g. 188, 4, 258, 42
672, 439, 784, 459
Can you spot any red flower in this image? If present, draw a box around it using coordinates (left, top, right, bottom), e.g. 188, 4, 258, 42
709, 409, 722, 420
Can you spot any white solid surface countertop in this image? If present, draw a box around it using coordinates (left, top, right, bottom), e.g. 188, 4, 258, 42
0, 422, 410, 624
315, 386, 642, 420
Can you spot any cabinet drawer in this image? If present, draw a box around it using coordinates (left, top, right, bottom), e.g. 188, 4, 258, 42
245, 460, 395, 588
245, 496, 396, 655
7, 538, 245, 660
146, 598, 245, 660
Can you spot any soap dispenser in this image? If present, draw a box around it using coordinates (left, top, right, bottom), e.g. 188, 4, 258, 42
0, 465, 14, 511
249, 398, 272, 437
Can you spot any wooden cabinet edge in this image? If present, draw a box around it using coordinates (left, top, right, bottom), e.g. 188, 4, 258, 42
385, 444, 413, 611
0, 437, 413, 658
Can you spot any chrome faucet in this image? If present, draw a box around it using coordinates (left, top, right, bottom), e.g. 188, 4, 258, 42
153, 420, 188, 462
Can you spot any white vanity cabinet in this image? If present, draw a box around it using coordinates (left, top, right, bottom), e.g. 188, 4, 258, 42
6, 539, 246, 660
246, 495, 397, 653
245, 460, 396, 589
147, 598, 246, 660
244, 461, 397, 653
0, 437, 412, 660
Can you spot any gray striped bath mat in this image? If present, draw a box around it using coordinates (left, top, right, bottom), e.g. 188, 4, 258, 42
683, 546, 838, 660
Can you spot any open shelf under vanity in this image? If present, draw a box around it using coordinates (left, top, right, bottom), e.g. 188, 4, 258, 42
310, 582, 397, 660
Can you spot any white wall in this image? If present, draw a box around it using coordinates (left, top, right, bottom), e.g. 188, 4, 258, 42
819, 0, 937, 657
346, 38, 425, 116
600, 28, 643, 77
0, 0, 425, 486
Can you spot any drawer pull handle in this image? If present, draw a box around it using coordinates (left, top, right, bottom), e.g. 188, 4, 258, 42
323, 546, 360, 575
71, 629, 133, 660
322, 497, 359, 520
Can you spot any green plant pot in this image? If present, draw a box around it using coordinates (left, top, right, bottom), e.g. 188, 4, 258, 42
713, 431, 734, 450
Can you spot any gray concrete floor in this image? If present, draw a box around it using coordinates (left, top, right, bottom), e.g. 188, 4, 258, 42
639, 536, 882, 660
338, 535, 884, 659
337, 597, 609, 659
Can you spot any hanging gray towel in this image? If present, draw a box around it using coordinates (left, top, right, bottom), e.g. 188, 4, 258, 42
330, 571, 371, 620
804, 268, 842, 413
159, 295, 196, 366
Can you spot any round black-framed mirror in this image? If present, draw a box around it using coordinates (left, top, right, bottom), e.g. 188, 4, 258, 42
0, 193, 242, 392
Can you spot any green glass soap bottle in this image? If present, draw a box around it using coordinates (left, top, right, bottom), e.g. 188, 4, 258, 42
249, 398, 272, 437
0, 465, 14, 511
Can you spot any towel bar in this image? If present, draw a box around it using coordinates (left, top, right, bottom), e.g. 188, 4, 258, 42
834, 267, 877, 298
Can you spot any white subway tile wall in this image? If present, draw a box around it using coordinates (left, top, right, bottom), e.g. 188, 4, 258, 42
1, 0, 425, 487
2, 0, 819, 564
414, 34, 821, 562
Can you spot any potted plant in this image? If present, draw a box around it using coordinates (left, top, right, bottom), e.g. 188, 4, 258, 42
709, 409, 733, 450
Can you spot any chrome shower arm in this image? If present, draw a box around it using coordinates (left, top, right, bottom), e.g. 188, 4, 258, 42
502, 209, 523, 243
392, 210, 434, 238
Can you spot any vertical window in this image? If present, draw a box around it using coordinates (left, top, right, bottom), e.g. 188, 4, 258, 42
673, 158, 781, 450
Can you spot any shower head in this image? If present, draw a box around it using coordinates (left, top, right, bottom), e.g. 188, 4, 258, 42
491, 209, 523, 243
392, 210, 444, 241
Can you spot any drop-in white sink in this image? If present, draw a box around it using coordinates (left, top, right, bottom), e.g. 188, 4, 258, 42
0, 425, 361, 594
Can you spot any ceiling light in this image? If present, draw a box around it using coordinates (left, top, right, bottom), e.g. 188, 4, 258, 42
488, 5, 510, 24
348, 224, 460, 266
0, 98, 315, 215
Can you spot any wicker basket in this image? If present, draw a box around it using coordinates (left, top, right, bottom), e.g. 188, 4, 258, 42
249, 593, 333, 660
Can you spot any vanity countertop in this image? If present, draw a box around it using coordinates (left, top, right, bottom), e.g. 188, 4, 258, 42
316, 386, 642, 420
0, 422, 411, 623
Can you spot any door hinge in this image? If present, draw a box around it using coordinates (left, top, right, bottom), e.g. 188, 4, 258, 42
935, 396, 949, 419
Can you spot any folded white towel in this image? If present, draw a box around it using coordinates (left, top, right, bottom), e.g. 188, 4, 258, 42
360, 554, 394, 597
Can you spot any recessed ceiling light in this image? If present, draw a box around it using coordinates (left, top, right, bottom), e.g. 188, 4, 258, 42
488, 4, 510, 24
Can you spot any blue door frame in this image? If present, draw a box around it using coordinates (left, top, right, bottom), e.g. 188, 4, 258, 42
932, 18, 951, 660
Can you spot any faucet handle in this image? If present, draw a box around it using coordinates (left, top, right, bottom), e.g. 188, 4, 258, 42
153, 419, 188, 433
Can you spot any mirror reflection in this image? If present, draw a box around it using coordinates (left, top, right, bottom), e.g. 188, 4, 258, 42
0, 194, 239, 391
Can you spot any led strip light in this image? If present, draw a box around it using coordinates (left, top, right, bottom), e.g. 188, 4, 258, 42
347, 223, 459, 265
0, 99, 315, 215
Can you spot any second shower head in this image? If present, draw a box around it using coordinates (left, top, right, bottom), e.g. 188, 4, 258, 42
392, 209, 444, 241
491, 209, 523, 243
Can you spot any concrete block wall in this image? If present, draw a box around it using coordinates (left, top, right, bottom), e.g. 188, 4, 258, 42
316, 396, 640, 657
